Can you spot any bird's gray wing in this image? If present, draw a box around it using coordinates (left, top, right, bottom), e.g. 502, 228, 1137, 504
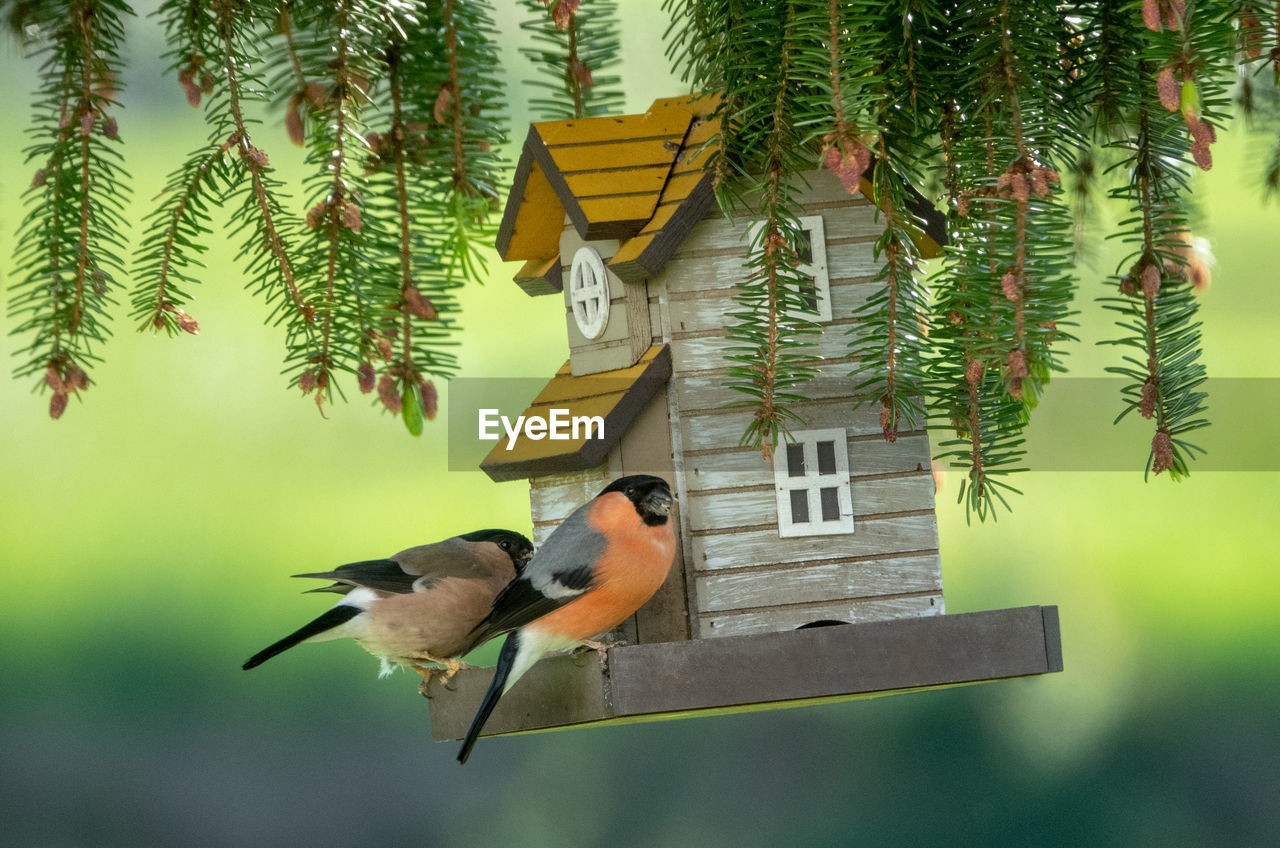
467, 504, 606, 646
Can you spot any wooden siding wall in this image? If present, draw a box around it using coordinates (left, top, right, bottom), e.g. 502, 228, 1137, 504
650, 169, 944, 639
560, 219, 652, 376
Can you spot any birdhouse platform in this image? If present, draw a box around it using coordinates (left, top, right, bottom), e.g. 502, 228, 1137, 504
423, 605, 1062, 741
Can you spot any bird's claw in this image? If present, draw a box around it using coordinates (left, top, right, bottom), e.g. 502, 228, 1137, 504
413, 658, 475, 696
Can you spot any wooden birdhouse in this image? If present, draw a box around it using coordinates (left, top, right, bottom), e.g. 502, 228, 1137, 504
426, 95, 1061, 740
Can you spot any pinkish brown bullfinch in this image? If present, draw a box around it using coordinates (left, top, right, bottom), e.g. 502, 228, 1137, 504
457, 475, 676, 763
242, 529, 533, 685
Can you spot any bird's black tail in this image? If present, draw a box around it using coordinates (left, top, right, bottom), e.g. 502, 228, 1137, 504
457, 631, 520, 764
242, 605, 362, 670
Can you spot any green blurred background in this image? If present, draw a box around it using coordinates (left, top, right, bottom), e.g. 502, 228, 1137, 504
2, 3, 1277, 846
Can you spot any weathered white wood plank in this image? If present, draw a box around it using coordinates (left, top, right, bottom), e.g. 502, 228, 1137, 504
696, 553, 942, 612
666, 277, 879, 337
697, 593, 943, 638
670, 328, 863, 377
530, 467, 612, 527
685, 435, 931, 492
679, 398, 884, 451
672, 357, 902, 411
661, 234, 880, 294
685, 473, 934, 532
673, 176, 877, 259
691, 513, 939, 571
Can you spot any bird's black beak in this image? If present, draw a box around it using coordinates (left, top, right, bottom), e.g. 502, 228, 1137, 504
642, 487, 674, 518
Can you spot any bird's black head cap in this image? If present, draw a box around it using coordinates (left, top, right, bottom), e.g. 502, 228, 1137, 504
599, 475, 674, 526
460, 529, 535, 571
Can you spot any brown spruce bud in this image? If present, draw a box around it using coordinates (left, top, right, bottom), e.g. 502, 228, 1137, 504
822, 138, 870, 196
184, 81, 202, 108
949, 310, 963, 326
1142, 0, 1162, 30
1189, 119, 1216, 147
67, 364, 88, 392
1152, 429, 1175, 474
433, 86, 454, 124
91, 270, 107, 295
403, 287, 438, 320
103, 117, 119, 140
378, 374, 402, 415
1001, 271, 1018, 301
200, 73, 215, 95
554, 0, 580, 30
299, 369, 317, 394
357, 363, 376, 394
1191, 141, 1212, 171
1141, 263, 1161, 298
1163, 0, 1185, 30
306, 204, 326, 228
1242, 14, 1264, 59
420, 379, 438, 421
1006, 348, 1029, 379
49, 391, 68, 420
1140, 377, 1158, 419
341, 203, 362, 232
996, 171, 1012, 194
305, 82, 329, 108
374, 333, 393, 361
1011, 173, 1029, 202
80, 112, 95, 136
175, 309, 200, 335
1157, 67, 1180, 111
31, 168, 46, 189
965, 358, 984, 386
572, 60, 594, 88
285, 101, 305, 147
246, 146, 269, 168
45, 366, 65, 393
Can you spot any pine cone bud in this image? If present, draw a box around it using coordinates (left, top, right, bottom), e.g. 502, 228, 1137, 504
49, 391, 68, 419
1152, 429, 1175, 474
1140, 377, 1158, 419
45, 366, 65, 393
1191, 140, 1213, 171
175, 309, 200, 335
1156, 67, 1180, 111
299, 369, 317, 394
378, 374, 401, 415
357, 362, 376, 394
403, 287, 437, 320
1141, 263, 1161, 298
420, 379, 438, 421
285, 103, 305, 147
965, 358, 984, 386
1001, 271, 1018, 301
1006, 348, 1029, 379
67, 364, 88, 392
1142, 0, 1162, 31
31, 169, 46, 189
341, 203, 362, 232
571, 60, 594, 88
80, 112, 95, 136
306, 204, 326, 228
103, 117, 119, 140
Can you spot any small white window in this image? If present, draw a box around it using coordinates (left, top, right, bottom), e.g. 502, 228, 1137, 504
746, 215, 831, 322
569, 246, 610, 339
773, 427, 854, 537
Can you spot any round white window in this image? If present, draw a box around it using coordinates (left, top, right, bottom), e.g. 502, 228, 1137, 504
569, 247, 610, 340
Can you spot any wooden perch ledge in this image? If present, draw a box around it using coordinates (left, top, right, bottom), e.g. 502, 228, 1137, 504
424, 605, 1063, 741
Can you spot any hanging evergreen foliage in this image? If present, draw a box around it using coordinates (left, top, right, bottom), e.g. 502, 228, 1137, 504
3, 0, 1278, 517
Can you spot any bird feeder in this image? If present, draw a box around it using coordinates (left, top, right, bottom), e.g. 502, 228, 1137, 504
424, 95, 1062, 742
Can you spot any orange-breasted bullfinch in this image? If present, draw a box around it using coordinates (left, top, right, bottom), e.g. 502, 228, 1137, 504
242, 529, 533, 685
457, 475, 676, 763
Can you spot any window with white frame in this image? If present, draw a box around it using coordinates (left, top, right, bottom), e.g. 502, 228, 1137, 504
746, 215, 831, 322
773, 427, 854, 537
569, 246, 610, 339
